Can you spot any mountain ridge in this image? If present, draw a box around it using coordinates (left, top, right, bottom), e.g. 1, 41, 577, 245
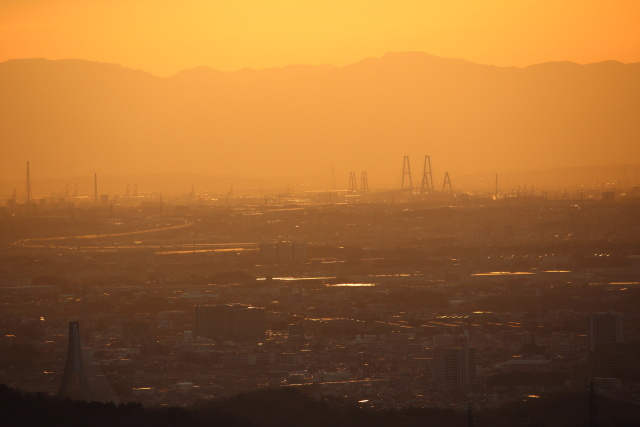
5, 51, 638, 78
1, 51, 638, 191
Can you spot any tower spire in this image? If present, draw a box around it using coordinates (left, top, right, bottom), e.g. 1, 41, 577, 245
401, 156, 413, 191
348, 171, 358, 193
360, 171, 369, 193
420, 155, 434, 195
58, 322, 93, 401
26, 161, 31, 207
443, 171, 453, 194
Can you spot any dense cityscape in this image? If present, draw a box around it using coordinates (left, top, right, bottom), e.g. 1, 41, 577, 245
3, 1, 639, 425
1, 182, 640, 425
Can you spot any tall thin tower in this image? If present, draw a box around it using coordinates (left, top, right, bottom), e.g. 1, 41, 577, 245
401, 156, 413, 191
420, 155, 434, 195
360, 171, 369, 193
331, 166, 336, 191
590, 379, 597, 427
58, 322, 93, 401
348, 172, 358, 192
94, 173, 98, 204
26, 161, 31, 206
443, 171, 453, 194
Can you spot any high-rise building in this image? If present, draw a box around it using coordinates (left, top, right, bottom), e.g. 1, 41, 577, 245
589, 342, 640, 379
194, 304, 266, 340
587, 311, 635, 379
276, 242, 292, 263
260, 242, 278, 262
291, 242, 308, 264
433, 333, 468, 348
434, 347, 476, 388
587, 312, 623, 352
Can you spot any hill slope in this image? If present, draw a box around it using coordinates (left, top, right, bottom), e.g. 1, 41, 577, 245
1, 53, 638, 190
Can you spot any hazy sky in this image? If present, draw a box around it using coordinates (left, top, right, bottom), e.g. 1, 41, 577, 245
1, 0, 639, 76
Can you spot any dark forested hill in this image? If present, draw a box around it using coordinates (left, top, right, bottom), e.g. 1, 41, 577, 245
2, 384, 640, 427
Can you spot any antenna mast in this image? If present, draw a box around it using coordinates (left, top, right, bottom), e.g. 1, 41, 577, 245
331, 166, 336, 191
26, 161, 31, 207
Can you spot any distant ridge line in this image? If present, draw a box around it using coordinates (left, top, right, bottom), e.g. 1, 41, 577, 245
2, 51, 638, 78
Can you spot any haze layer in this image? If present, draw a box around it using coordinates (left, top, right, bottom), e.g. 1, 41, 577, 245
1, 52, 639, 188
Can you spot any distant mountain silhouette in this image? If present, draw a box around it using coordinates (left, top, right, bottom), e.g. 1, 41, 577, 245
1, 53, 638, 191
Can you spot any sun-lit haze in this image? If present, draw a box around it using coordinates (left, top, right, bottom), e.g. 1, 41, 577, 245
4, 1, 640, 420
2, 0, 640, 76
1, 0, 640, 195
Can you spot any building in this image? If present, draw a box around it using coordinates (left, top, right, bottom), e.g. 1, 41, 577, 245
587, 312, 623, 352
259, 241, 307, 264
433, 347, 476, 388
259, 242, 278, 262
291, 242, 308, 264
433, 333, 468, 348
194, 304, 266, 340
121, 320, 154, 345
589, 342, 640, 379
276, 242, 292, 263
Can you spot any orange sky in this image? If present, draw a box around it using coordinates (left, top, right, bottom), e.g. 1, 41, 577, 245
1, 0, 640, 76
